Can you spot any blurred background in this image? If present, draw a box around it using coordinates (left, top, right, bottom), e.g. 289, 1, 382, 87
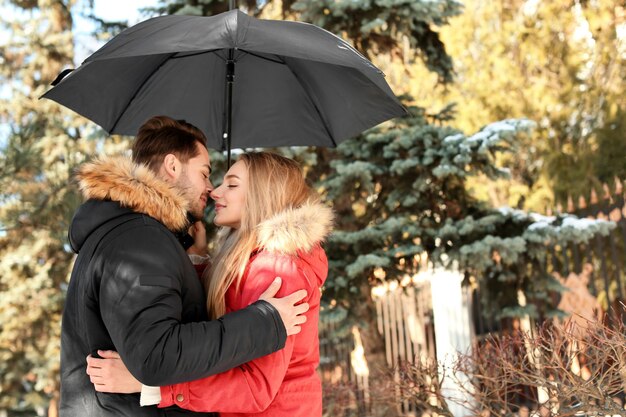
1, 0, 625, 416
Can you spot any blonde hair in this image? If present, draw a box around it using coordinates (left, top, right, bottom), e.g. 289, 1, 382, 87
204, 152, 314, 319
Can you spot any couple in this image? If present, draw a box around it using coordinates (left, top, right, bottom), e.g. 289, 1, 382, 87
61, 116, 333, 416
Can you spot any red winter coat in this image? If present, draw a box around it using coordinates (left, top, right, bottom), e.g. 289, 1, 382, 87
158, 202, 333, 417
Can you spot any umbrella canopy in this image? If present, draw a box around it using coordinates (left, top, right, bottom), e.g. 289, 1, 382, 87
42, 10, 406, 151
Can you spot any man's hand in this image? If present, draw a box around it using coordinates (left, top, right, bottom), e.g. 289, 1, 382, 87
86, 350, 142, 394
186, 221, 208, 257
259, 277, 309, 336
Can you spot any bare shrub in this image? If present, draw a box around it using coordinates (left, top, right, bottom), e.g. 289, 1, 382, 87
393, 316, 626, 416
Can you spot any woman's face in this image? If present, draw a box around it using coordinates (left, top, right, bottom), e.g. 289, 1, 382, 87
210, 160, 248, 229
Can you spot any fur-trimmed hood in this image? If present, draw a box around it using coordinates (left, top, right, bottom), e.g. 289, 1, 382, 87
256, 201, 334, 255
75, 155, 190, 232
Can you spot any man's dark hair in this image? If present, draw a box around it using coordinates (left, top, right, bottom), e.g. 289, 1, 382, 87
132, 115, 207, 171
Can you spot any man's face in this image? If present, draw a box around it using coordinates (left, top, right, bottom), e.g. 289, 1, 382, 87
175, 143, 212, 220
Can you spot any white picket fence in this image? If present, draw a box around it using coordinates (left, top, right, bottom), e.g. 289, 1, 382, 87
319, 265, 474, 416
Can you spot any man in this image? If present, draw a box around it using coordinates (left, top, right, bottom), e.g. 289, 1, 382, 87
60, 116, 308, 416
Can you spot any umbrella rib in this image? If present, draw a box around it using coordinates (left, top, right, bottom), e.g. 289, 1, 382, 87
109, 50, 227, 133
172, 49, 226, 61
239, 50, 285, 65
109, 53, 177, 133
235, 50, 338, 146
276, 56, 338, 147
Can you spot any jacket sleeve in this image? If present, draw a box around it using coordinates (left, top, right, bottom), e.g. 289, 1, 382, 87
97, 225, 287, 386
157, 253, 310, 413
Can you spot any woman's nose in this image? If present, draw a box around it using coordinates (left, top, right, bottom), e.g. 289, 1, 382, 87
209, 187, 220, 200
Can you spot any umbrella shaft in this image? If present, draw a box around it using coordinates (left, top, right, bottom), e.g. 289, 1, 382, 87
224, 51, 235, 167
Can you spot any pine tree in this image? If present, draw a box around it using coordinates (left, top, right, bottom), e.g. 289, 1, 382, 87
0, 0, 129, 413
307, 107, 613, 413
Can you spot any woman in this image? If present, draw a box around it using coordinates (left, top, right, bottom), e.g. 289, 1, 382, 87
86, 151, 333, 417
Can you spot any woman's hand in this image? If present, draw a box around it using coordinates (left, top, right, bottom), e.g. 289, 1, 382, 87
186, 221, 208, 257
86, 350, 142, 393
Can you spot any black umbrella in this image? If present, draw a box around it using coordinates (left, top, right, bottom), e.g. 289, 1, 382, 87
42, 10, 406, 164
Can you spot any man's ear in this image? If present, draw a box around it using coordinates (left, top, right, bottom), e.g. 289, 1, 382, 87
162, 154, 181, 180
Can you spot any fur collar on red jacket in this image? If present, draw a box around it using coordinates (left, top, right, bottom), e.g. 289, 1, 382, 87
257, 201, 334, 255
76, 155, 190, 232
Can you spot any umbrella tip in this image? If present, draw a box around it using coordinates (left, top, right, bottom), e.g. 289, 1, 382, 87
50, 68, 74, 86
